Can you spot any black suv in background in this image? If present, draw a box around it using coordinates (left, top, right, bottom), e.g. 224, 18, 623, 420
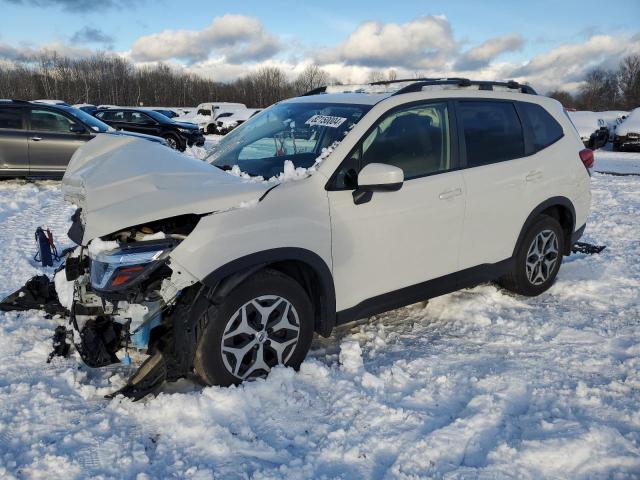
95, 108, 204, 150
0, 100, 167, 178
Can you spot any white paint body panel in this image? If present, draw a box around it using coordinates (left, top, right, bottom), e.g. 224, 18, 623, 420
69, 86, 591, 317
328, 171, 465, 310
170, 173, 333, 283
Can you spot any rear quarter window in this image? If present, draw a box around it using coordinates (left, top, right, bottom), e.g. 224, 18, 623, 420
518, 102, 564, 152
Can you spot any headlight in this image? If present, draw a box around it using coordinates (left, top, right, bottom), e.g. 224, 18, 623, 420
89, 240, 176, 292
178, 128, 196, 134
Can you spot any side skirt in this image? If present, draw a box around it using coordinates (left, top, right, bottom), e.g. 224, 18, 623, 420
335, 258, 514, 326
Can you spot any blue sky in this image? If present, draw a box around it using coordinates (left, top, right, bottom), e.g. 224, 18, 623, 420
1, 0, 639, 91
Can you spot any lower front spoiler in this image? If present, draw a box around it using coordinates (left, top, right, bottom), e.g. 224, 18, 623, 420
99, 284, 210, 400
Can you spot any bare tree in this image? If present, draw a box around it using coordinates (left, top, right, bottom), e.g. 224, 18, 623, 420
547, 90, 575, 109
1, 52, 639, 110
293, 64, 329, 95
617, 55, 640, 110
367, 70, 385, 83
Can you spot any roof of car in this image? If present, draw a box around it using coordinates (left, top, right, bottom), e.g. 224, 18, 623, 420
284, 92, 392, 106
284, 78, 537, 107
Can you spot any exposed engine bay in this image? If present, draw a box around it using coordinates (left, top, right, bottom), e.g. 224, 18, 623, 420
60, 212, 206, 399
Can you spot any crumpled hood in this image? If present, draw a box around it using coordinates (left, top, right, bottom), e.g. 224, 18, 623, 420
62, 135, 271, 243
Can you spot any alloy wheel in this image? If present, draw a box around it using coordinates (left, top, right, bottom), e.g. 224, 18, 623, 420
220, 295, 300, 380
525, 229, 559, 285
165, 137, 178, 149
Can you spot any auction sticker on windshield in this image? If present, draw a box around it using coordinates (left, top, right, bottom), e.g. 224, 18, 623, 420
305, 115, 347, 128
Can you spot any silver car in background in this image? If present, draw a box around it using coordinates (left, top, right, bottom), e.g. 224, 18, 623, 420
0, 100, 167, 179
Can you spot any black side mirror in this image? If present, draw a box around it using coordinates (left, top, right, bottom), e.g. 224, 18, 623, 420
69, 124, 85, 134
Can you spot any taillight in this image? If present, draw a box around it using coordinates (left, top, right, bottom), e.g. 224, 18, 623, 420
579, 149, 594, 172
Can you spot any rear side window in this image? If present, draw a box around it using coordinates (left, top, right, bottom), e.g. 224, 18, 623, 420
97, 110, 116, 121
0, 107, 23, 130
458, 101, 524, 167
519, 102, 563, 152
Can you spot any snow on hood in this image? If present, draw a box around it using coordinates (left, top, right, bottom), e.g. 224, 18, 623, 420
616, 108, 640, 136
62, 135, 272, 243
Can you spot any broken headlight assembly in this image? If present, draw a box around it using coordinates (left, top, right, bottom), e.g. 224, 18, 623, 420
89, 239, 178, 293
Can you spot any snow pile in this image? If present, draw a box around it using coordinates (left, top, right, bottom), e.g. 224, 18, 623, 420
338, 340, 364, 373
87, 237, 118, 257
53, 269, 74, 309
0, 150, 639, 478
183, 144, 209, 161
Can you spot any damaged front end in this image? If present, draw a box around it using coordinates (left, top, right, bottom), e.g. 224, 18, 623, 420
66, 215, 205, 399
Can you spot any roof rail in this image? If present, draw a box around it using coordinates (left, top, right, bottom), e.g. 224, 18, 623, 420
301, 86, 328, 96
301, 78, 536, 97
0, 99, 32, 104
391, 78, 537, 95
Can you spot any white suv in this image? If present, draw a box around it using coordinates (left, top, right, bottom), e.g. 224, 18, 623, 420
60, 78, 592, 399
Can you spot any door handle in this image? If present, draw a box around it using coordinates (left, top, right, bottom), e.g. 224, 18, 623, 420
525, 170, 543, 182
439, 188, 462, 200
31, 136, 43, 142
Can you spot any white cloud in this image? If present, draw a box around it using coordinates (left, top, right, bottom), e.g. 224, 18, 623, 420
508, 34, 640, 92
1, 12, 639, 95
130, 14, 282, 64
315, 15, 456, 69
454, 34, 524, 70
0, 40, 92, 61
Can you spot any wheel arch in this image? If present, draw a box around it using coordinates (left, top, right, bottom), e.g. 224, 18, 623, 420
513, 197, 576, 257
201, 248, 336, 337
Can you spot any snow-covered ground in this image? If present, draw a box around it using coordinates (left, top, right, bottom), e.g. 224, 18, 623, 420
0, 151, 639, 479
594, 147, 640, 175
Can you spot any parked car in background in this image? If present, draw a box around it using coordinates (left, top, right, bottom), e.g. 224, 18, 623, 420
73, 103, 98, 115
61, 78, 591, 397
567, 111, 609, 149
95, 107, 204, 150
192, 102, 248, 134
32, 99, 71, 107
595, 110, 629, 140
216, 108, 262, 134
613, 107, 640, 151
151, 108, 179, 119
0, 100, 166, 178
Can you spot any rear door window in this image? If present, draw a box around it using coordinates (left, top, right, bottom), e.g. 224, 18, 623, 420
0, 107, 23, 130
518, 102, 564, 152
30, 109, 74, 133
458, 101, 525, 167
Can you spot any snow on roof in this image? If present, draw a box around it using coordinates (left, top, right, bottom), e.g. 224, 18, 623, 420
616, 107, 640, 135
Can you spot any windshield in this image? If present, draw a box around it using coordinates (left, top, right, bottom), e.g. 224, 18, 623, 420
207, 102, 371, 178
66, 107, 112, 132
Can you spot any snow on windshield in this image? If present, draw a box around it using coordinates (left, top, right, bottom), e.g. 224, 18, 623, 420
206, 102, 370, 181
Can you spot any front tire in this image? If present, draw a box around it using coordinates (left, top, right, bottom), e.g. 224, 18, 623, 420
163, 134, 182, 151
500, 215, 564, 296
194, 269, 314, 386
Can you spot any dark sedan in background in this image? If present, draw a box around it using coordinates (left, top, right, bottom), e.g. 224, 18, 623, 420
95, 108, 204, 150
0, 100, 166, 179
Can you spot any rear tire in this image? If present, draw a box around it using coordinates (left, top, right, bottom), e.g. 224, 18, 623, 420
500, 215, 564, 296
194, 269, 314, 387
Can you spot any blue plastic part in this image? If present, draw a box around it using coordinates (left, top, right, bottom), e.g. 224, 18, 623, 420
122, 353, 132, 365
130, 314, 162, 350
